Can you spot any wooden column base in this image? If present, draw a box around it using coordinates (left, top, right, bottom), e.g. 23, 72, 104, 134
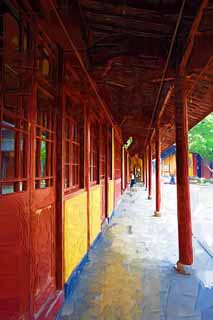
175, 261, 192, 275
154, 211, 161, 217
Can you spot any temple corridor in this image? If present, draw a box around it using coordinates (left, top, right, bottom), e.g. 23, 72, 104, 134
60, 183, 213, 320
1, 1, 213, 319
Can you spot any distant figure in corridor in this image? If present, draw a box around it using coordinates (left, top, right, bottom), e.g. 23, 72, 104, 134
130, 171, 136, 191
170, 173, 176, 184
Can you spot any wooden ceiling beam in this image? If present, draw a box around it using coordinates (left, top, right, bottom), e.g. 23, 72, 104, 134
84, 10, 173, 35
80, 0, 196, 19
89, 23, 169, 40
147, 85, 174, 144
142, 0, 188, 151
179, 0, 209, 73
157, 85, 174, 124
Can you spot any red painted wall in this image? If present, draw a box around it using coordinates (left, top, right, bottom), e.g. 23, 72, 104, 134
202, 162, 211, 179
192, 154, 197, 176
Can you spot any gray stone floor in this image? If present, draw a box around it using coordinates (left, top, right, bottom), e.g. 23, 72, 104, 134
60, 183, 213, 320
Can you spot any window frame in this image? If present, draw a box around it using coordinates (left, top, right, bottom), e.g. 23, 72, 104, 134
114, 137, 122, 180
89, 118, 99, 186
99, 125, 106, 181
0, 92, 29, 195
63, 93, 84, 194
34, 87, 56, 189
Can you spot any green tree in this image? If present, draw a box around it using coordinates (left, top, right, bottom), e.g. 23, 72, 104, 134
189, 113, 213, 173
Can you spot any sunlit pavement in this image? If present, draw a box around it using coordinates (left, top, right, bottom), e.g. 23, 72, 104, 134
60, 183, 213, 320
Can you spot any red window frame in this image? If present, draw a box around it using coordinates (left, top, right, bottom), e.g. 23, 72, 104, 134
36, 42, 57, 85
100, 126, 106, 181
64, 95, 84, 193
114, 138, 122, 180
35, 88, 55, 189
0, 92, 28, 195
90, 121, 99, 185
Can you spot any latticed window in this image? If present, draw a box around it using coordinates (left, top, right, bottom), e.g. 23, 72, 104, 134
36, 45, 57, 85
90, 121, 99, 184
35, 90, 55, 189
1, 12, 32, 54
0, 93, 28, 194
4, 13, 21, 52
0, 15, 3, 50
0, 12, 33, 195
114, 138, 121, 180
100, 126, 106, 180
64, 95, 84, 192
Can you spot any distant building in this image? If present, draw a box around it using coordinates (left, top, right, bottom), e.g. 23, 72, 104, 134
161, 145, 213, 179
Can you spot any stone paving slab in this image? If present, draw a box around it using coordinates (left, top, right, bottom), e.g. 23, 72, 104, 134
60, 184, 213, 320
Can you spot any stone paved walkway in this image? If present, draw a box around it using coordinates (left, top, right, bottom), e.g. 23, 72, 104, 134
60, 184, 213, 320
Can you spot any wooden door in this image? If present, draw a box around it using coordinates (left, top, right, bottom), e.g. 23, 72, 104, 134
30, 86, 57, 318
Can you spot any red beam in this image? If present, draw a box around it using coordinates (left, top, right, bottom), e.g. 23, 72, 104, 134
49, 0, 122, 140
179, 0, 209, 73
187, 56, 213, 99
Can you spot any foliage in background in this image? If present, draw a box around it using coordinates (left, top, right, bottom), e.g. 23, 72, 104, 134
189, 113, 213, 162
124, 136, 133, 149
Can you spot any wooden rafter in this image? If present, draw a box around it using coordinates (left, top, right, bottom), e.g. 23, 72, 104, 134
179, 0, 209, 73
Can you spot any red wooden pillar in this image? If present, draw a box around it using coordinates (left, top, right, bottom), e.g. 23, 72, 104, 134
142, 155, 145, 186
145, 152, 148, 190
85, 104, 91, 250
154, 127, 161, 216
148, 144, 152, 199
175, 74, 193, 273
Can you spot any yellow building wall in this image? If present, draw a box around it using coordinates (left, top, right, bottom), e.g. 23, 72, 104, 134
107, 180, 114, 217
188, 153, 193, 177
130, 156, 135, 172
162, 157, 170, 176
162, 153, 193, 176
138, 158, 142, 172
64, 192, 88, 282
130, 156, 142, 172
90, 186, 102, 244
63, 128, 116, 282
170, 154, 176, 174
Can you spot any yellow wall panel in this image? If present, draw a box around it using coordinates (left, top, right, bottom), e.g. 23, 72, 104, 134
107, 180, 114, 217
170, 154, 176, 174
64, 192, 87, 282
130, 157, 135, 172
130, 155, 142, 173
162, 152, 193, 177
188, 153, 193, 177
162, 157, 169, 176
90, 186, 102, 244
